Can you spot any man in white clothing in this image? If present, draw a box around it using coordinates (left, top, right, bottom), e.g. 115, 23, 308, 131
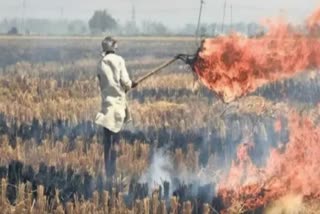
95, 36, 138, 178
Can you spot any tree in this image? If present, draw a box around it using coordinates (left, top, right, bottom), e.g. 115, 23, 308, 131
68, 20, 87, 35
141, 21, 168, 36
88, 10, 118, 34
7, 27, 18, 35
123, 21, 139, 36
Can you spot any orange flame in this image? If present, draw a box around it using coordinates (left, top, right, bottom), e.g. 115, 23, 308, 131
218, 113, 320, 211
194, 8, 320, 103
307, 7, 320, 33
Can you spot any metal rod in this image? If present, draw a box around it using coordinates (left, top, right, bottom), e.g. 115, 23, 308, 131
221, 0, 227, 33
230, 5, 233, 31
135, 57, 179, 84
195, 0, 205, 44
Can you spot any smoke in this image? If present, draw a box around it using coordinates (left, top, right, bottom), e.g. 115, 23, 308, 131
139, 144, 218, 200
139, 148, 173, 191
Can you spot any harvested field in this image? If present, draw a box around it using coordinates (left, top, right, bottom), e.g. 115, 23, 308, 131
0, 36, 319, 213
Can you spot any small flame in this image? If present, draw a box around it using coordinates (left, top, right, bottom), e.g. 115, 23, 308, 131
307, 7, 320, 33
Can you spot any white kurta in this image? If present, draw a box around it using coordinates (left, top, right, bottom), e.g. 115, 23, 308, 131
95, 53, 132, 133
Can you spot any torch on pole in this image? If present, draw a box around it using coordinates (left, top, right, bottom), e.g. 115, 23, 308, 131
134, 54, 196, 85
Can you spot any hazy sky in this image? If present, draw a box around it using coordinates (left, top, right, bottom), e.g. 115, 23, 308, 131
0, 0, 319, 27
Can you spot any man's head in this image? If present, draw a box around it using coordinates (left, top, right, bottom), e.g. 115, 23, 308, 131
102, 36, 118, 53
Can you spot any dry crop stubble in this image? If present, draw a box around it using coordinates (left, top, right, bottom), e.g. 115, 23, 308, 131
0, 36, 320, 213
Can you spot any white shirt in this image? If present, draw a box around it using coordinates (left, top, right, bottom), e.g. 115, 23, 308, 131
95, 53, 132, 133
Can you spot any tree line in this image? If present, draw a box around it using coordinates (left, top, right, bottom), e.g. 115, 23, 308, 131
0, 9, 264, 37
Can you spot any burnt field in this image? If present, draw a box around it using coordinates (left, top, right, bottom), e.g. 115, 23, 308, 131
0, 36, 320, 213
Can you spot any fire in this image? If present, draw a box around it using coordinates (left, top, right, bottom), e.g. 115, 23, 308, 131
194, 8, 320, 103
307, 7, 320, 33
217, 113, 320, 211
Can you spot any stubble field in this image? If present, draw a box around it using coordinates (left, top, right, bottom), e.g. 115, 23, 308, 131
0, 36, 320, 213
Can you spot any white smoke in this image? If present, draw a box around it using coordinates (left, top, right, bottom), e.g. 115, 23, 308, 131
139, 146, 218, 200
139, 149, 173, 191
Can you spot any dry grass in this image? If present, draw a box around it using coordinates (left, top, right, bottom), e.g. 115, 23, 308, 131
264, 195, 320, 214
136, 73, 195, 90
0, 37, 320, 213
0, 135, 150, 177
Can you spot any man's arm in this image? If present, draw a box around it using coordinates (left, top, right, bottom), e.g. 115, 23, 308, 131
119, 58, 133, 91
96, 61, 102, 86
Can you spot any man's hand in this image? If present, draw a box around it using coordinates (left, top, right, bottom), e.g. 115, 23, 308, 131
131, 81, 138, 88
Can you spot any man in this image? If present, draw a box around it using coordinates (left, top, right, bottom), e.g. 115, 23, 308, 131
95, 36, 138, 179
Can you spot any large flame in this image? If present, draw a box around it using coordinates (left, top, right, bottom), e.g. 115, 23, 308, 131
218, 113, 320, 211
194, 8, 320, 103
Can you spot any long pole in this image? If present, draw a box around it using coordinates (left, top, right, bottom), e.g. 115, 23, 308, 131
195, 0, 205, 42
135, 57, 179, 84
221, 0, 227, 33
230, 5, 233, 32
21, 0, 26, 33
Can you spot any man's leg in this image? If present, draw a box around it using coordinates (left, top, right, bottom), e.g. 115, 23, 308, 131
109, 132, 120, 177
103, 128, 120, 178
103, 128, 113, 178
